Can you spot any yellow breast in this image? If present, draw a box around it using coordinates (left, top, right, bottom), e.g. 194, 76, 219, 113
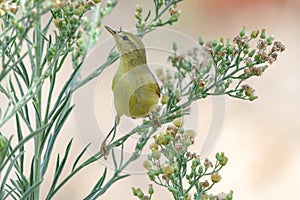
112, 64, 160, 118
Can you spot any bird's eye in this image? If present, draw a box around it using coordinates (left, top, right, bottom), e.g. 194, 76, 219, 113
122, 36, 129, 41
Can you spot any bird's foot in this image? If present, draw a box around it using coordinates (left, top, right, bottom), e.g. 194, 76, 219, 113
100, 139, 109, 160
100, 120, 118, 160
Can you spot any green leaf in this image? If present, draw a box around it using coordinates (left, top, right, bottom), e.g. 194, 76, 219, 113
3, 183, 20, 200
0, 48, 31, 82
14, 170, 29, 194
71, 144, 91, 171
41, 92, 73, 175
8, 179, 22, 197
20, 180, 43, 200
112, 148, 118, 170
15, 114, 24, 175
0, 152, 23, 193
92, 168, 107, 192
0, 126, 47, 172
46, 139, 73, 199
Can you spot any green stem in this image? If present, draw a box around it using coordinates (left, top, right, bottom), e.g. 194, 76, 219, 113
87, 153, 136, 198
202, 65, 247, 94
154, 0, 182, 22
0, 70, 44, 129
177, 158, 184, 195
33, 15, 42, 200
73, 52, 119, 91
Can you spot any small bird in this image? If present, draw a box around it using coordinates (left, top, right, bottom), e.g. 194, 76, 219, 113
101, 26, 160, 158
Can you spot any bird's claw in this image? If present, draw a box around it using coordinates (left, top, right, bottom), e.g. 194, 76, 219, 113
100, 140, 110, 160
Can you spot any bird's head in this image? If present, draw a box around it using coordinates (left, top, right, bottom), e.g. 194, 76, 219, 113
105, 26, 146, 59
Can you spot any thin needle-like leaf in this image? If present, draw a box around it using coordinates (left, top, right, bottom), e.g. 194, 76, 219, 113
71, 144, 91, 171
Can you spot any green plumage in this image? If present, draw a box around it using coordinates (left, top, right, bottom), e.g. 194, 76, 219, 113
106, 26, 160, 121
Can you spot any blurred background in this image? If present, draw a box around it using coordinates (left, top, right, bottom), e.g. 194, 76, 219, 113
39, 0, 300, 199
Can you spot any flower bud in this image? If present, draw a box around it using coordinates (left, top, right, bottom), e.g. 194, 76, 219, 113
136, 188, 144, 198
174, 143, 183, 151
53, 0, 62, 9
172, 42, 177, 51
163, 165, 174, 177
211, 172, 222, 183
200, 180, 209, 188
157, 134, 166, 145
178, 127, 184, 134
143, 160, 152, 170
151, 150, 161, 160
239, 26, 245, 37
246, 60, 253, 67
144, 195, 150, 200
76, 5, 85, 15
135, 12, 142, 21
198, 165, 203, 174
260, 28, 266, 39
261, 65, 268, 71
172, 117, 183, 128
132, 187, 137, 196
219, 152, 228, 166
148, 171, 155, 181
212, 37, 217, 47
198, 35, 204, 46
54, 18, 61, 28
248, 49, 256, 57
154, 167, 160, 176
266, 35, 274, 45
250, 29, 259, 38
192, 158, 200, 168
236, 90, 243, 97
215, 43, 223, 53
107, 0, 112, 7
135, 4, 143, 13
244, 68, 250, 75
226, 190, 234, 200
148, 184, 154, 195
185, 130, 196, 140
249, 95, 258, 101
149, 143, 158, 151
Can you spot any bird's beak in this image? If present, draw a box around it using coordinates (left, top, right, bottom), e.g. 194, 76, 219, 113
105, 25, 116, 36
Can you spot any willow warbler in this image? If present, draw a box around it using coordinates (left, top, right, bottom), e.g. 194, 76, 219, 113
105, 26, 160, 122
101, 26, 160, 157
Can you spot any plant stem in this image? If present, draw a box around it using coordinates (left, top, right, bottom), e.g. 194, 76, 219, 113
73, 52, 119, 91
33, 15, 42, 200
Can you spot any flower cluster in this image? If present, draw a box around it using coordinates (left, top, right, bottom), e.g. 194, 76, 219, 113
201, 190, 233, 200
131, 27, 285, 200
52, 0, 101, 39
167, 27, 286, 102
232, 27, 285, 66
132, 184, 154, 200
0, 1, 18, 16
50, 0, 117, 66
132, 118, 231, 199
135, 0, 182, 34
